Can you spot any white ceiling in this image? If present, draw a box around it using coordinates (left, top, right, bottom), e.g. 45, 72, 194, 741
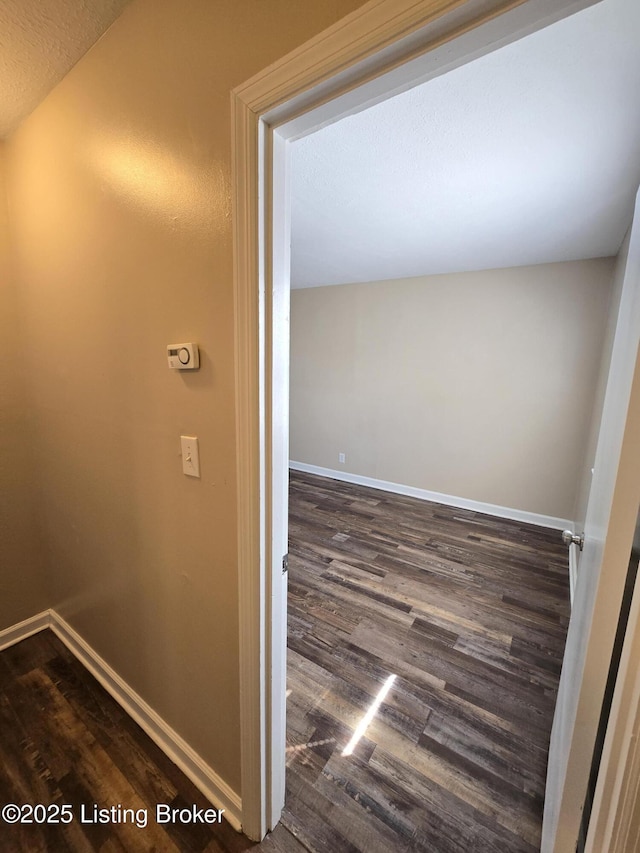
290, 0, 640, 289
0, 0, 131, 139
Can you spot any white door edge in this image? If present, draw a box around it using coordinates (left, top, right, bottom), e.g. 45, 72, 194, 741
542, 195, 640, 851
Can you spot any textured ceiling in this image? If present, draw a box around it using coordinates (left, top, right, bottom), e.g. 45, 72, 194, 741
0, 0, 131, 138
291, 0, 640, 288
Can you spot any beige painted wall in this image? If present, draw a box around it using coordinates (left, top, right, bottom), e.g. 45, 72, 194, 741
5, 0, 367, 795
0, 142, 47, 628
290, 259, 614, 521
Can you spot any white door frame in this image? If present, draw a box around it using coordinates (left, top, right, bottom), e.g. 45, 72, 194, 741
232, 0, 603, 841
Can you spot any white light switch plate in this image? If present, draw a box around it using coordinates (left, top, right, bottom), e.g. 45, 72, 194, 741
180, 435, 200, 478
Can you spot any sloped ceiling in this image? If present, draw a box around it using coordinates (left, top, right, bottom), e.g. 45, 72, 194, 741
0, 0, 131, 139
291, 0, 640, 288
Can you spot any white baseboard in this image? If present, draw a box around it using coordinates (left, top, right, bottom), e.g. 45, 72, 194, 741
290, 461, 575, 532
48, 612, 242, 831
0, 610, 51, 652
0, 609, 242, 833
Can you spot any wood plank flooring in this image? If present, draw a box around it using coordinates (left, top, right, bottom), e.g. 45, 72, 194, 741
282, 470, 570, 852
0, 630, 302, 852
0, 471, 569, 851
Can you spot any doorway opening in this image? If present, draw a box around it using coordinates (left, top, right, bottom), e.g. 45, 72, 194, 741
232, 0, 640, 849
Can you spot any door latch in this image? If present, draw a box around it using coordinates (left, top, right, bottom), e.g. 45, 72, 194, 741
562, 530, 584, 551
282, 554, 289, 574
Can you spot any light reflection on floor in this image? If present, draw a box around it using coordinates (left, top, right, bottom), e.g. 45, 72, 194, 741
286, 737, 337, 767
285, 672, 397, 767
342, 673, 397, 756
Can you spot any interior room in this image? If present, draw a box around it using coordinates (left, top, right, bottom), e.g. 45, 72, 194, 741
282, 0, 640, 848
0, 0, 639, 851
288, 0, 638, 534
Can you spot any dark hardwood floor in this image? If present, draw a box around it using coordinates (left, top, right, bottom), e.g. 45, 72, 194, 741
0, 471, 569, 851
0, 631, 301, 852
282, 470, 570, 853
